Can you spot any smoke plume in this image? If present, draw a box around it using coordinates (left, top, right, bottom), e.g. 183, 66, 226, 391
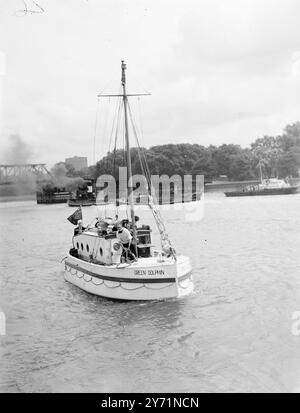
0, 135, 85, 197
0, 134, 36, 196
3, 134, 33, 164
48, 163, 85, 192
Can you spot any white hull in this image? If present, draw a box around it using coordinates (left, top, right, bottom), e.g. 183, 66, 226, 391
64, 254, 193, 301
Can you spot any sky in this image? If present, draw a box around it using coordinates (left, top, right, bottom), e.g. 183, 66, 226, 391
1, 0, 300, 166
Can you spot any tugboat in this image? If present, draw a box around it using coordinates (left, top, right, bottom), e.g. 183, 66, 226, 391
63, 61, 194, 300
68, 178, 96, 207
225, 162, 298, 197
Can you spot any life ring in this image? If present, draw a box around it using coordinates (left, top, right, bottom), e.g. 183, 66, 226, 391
113, 242, 121, 251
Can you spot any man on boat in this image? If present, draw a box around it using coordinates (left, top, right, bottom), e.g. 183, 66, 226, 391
74, 219, 85, 235
95, 218, 108, 235
120, 216, 139, 233
115, 221, 137, 262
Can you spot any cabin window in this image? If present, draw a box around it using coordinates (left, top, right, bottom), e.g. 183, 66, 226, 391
81, 243, 83, 251
99, 247, 103, 256
86, 244, 89, 253
138, 234, 151, 245
76, 242, 79, 250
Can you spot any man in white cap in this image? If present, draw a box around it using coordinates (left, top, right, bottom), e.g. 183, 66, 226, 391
116, 221, 136, 262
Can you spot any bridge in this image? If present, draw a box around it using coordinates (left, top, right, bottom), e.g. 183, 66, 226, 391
0, 164, 51, 185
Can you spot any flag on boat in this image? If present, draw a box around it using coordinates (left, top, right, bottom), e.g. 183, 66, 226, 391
67, 207, 82, 225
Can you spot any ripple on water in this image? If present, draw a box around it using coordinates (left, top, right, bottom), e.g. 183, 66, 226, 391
0, 193, 300, 392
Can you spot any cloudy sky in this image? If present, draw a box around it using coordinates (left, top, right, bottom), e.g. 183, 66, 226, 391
1, 0, 300, 166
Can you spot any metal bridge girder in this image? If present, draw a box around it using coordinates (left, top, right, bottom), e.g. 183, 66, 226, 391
0, 163, 50, 184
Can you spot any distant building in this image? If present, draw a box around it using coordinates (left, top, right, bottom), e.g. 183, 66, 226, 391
65, 156, 88, 171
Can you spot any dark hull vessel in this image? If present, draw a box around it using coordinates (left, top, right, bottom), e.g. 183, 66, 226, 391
68, 177, 96, 207
225, 186, 298, 197
37, 190, 70, 204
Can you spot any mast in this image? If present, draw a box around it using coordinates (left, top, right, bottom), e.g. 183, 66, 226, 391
121, 60, 137, 253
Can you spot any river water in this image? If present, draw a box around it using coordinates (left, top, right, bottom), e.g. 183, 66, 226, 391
0, 192, 300, 393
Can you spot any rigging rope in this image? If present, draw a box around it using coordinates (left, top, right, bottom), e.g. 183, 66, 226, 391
112, 97, 123, 176
101, 97, 110, 170
127, 101, 176, 260
107, 87, 122, 157
92, 98, 100, 165
93, 81, 176, 259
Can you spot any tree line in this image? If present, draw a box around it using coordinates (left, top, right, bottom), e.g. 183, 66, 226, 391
67, 121, 300, 182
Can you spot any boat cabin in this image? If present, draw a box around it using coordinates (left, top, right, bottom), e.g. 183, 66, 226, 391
72, 225, 153, 265
136, 226, 152, 258
259, 178, 290, 189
